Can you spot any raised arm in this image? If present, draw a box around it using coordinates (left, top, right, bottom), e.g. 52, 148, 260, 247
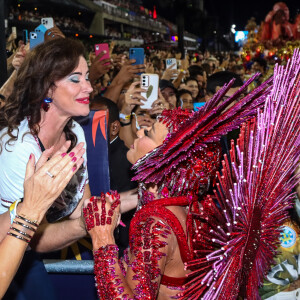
104, 60, 145, 104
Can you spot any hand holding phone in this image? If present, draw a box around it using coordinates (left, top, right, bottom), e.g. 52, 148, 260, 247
166, 58, 177, 70
129, 48, 144, 65
94, 44, 110, 65
165, 58, 178, 79
122, 81, 147, 116
140, 74, 159, 109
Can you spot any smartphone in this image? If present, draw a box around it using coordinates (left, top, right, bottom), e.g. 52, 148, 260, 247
166, 58, 177, 79
140, 73, 159, 109
94, 43, 110, 60
35, 24, 47, 34
29, 31, 44, 49
193, 102, 206, 111
129, 48, 144, 66
22, 29, 28, 44
166, 58, 177, 70
12, 26, 17, 36
41, 17, 54, 30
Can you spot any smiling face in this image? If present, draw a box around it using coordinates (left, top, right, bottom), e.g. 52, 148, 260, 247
50, 56, 93, 117
127, 121, 169, 164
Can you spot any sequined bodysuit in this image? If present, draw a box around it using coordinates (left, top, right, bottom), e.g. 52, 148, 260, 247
93, 195, 199, 299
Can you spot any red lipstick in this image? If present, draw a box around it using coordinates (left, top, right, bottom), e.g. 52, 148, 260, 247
76, 97, 90, 104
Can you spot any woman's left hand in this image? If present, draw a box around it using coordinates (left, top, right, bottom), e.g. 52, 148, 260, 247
83, 192, 121, 249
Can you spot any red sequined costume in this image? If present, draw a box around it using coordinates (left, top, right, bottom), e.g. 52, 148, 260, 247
183, 50, 300, 299
91, 72, 274, 299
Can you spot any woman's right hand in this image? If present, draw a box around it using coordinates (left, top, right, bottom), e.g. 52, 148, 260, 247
20, 143, 85, 224
83, 192, 120, 249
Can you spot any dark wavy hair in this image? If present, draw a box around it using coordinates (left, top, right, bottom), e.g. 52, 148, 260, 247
0, 38, 86, 152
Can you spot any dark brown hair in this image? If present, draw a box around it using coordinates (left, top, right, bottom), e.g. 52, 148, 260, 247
0, 38, 86, 152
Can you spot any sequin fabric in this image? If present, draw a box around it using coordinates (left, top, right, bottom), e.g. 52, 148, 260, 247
129, 217, 171, 298
94, 244, 131, 300
93, 218, 172, 299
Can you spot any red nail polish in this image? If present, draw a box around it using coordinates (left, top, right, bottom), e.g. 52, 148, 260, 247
69, 152, 75, 158
72, 166, 77, 172
29, 154, 32, 160
61, 152, 67, 157
72, 157, 77, 162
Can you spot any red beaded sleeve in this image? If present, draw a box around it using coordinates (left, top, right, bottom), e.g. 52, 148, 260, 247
93, 217, 173, 299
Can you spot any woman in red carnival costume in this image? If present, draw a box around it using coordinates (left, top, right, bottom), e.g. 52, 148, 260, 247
83, 72, 273, 299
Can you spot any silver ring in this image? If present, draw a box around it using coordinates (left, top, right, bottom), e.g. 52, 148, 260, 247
46, 171, 54, 178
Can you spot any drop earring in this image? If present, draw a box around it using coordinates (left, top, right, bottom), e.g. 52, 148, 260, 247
41, 97, 53, 112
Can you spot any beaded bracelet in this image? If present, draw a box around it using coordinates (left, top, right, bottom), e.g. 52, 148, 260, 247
10, 226, 33, 239
7, 214, 39, 244
7, 231, 31, 243
13, 219, 36, 232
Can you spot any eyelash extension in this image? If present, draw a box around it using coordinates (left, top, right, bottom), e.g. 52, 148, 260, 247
144, 129, 149, 137
70, 78, 80, 83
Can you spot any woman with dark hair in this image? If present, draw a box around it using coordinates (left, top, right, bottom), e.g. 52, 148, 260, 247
0, 38, 93, 299
176, 89, 193, 110
185, 77, 199, 101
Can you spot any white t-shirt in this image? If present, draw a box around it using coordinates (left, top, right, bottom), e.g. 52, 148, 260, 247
0, 118, 88, 222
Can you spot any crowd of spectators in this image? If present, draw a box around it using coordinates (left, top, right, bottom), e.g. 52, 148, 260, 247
9, 7, 88, 32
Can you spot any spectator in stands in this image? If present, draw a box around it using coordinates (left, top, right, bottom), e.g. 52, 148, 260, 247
188, 65, 206, 99
0, 37, 92, 300
251, 57, 268, 75
176, 89, 194, 110
232, 64, 246, 82
188, 65, 206, 88
185, 77, 199, 101
206, 71, 244, 103
159, 79, 177, 109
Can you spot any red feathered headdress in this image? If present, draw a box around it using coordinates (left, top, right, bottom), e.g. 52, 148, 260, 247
132, 73, 273, 198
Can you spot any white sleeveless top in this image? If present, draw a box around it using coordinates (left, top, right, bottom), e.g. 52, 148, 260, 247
0, 118, 88, 222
